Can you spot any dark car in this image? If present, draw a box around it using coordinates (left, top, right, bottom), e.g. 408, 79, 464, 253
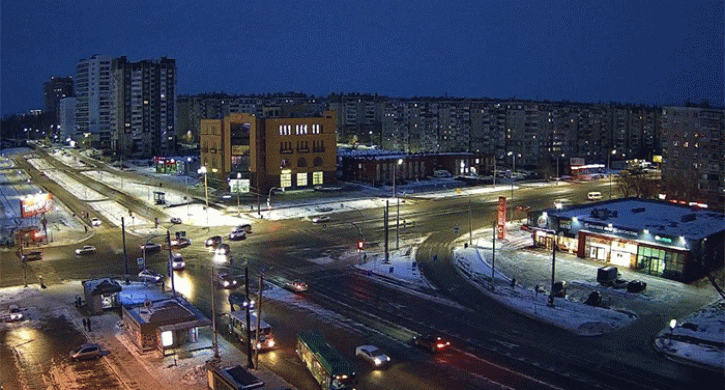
69, 343, 102, 361
170, 217, 182, 224
412, 334, 451, 353
217, 272, 239, 289
627, 280, 647, 293
205, 236, 223, 247
214, 243, 231, 256
21, 251, 43, 261
140, 243, 162, 254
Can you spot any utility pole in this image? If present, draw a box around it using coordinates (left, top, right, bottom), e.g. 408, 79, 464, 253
165, 230, 176, 297
549, 244, 556, 307
384, 200, 389, 263
491, 223, 496, 291
468, 195, 473, 246
254, 272, 263, 369
210, 261, 219, 359
245, 267, 253, 368
122, 217, 128, 278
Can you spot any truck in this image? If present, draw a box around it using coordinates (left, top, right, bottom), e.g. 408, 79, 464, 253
206, 363, 263, 390
597, 266, 618, 286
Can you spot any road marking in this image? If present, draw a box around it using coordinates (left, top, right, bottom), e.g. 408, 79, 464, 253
455, 347, 566, 390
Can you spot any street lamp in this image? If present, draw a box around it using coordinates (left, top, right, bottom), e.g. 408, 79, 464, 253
556, 153, 565, 184
236, 172, 242, 218
669, 318, 677, 345
393, 158, 403, 250
198, 166, 209, 226
267, 187, 284, 218
608, 149, 616, 199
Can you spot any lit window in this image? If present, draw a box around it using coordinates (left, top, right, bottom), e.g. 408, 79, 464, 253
297, 173, 308, 186
313, 171, 323, 185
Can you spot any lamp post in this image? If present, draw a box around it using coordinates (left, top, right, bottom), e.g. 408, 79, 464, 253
608, 149, 616, 199
210, 261, 219, 359
669, 319, 677, 346
556, 153, 565, 184
393, 158, 402, 250
267, 187, 284, 218
197, 167, 209, 226
236, 172, 242, 218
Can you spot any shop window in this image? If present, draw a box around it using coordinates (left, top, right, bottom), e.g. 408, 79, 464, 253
313, 171, 323, 185
297, 173, 308, 187
280, 172, 291, 188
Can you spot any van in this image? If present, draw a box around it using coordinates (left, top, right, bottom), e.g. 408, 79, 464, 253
22, 251, 43, 261
587, 192, 602, 200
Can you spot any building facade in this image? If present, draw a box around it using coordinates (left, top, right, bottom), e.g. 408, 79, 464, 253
43, 76, 74, 128
110, 56, 176, 158
75, 55, 113, 149
661, 106, 724, 208
58, 97, 77, 141
526, 198, 725, 282
200, 111, 337, 194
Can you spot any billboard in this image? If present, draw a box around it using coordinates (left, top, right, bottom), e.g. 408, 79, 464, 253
20, 193, 54, 218
497, 196, 507, 240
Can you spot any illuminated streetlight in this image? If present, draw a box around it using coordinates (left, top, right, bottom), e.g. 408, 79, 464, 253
393, 158, 403, 250
198, 166, 209, 226
608, 149, 616, 199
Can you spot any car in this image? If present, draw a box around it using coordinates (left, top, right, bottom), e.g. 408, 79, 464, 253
170, 217, 182, 224
205, 236, 223, 247
217, 272, 239, 289
311, 216, 330, 224
21, 251, 43, 261
169, 237, 191, 249
627, 280, 647, 293
75, 245, 96, 255
234, 224, 253, 233
8, 305, 23, 321
214, 243, 231, 256
140, 242, 162, 253
229, 292, 256, 311
355, 345, 391, 367
138, 268, 163, 283
90, 218, 101, 227
284, 280, 308, 293
228, 230, 247, 241
69, 343, 102, 361
412, 334, 451, 353
171, 253, 185, 270
554, 199, 572, 209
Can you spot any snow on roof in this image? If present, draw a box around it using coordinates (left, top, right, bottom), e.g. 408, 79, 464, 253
551, 198, 725, 240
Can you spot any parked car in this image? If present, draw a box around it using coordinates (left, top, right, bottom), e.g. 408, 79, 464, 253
8, 305, 23, 321
170, 217, 182, 224
171, 253, 185, 270
22, 251, 43, 261
75, 245, 96, 255
140, 243, 162, 253
284, 280, 309, 293
205, 236, 223, 247
412, 334, 451, 353
355, 345, 390, 367
69, 343, 102, 361
228, 230, 247, 241
217, 272, 239, 289
311, 216, 330, 224
138, 268, 163, 283
627, 280, 647, 293
214, 243, 231, 256
169, 237, 191, 249
90, 218, 102, 227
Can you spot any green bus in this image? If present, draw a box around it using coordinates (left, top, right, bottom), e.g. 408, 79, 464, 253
296, 332, 357, 390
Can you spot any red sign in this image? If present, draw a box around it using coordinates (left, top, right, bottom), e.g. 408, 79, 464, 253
20, 193, 54, 218
497, 196, 507, 240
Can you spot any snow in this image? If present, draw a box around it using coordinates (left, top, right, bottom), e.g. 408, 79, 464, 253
2, 146, 723, 373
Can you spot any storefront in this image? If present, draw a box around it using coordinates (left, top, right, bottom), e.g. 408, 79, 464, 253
527, 198, 724, 282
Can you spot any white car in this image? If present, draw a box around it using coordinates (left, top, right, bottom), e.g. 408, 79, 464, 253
171, 253, 185, 270
284, 280, 309, 293
311, 216, 330, 224
75, 245, 96, 255
90, 218, 101, 227
228, 230, 247, 241
8, 305, 23, 321
355, 345, 390, 367
138, 269, 163, 283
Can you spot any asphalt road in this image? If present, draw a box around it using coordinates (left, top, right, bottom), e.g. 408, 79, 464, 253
1, 151, 721, 390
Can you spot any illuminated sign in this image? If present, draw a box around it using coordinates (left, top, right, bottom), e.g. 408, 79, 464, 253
497, 196, 507, 240
654, 235, 673, 244
20, 193, 54, 218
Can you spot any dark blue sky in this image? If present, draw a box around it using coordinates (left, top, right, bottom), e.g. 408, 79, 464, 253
1, 0, 722, 116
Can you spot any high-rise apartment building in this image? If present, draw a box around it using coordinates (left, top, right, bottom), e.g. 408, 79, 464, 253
58, 97, 77, 141
75, 55, 113, 148
110, 56, 176, 158
661, 106, 724, 208
43, 76, 74, 120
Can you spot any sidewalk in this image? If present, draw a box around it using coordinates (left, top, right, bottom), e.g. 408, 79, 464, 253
3, 281, 295, 390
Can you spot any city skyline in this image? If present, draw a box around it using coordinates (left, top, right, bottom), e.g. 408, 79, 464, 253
1, 0, 723, 117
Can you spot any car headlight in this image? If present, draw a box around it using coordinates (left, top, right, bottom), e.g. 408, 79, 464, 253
222, 281, 229, 286
374, 358, 381, 365
267, 340, 275, 347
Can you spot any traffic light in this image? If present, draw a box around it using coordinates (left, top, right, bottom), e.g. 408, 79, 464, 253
357, 240, 364, 250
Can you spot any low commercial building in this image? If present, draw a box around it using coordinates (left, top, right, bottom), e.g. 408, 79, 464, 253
526, 198, 724, 282
122, 297, 211, 356
82, 278, 122, 314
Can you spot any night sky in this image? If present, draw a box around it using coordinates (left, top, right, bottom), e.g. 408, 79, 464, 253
1, 0, 722, 116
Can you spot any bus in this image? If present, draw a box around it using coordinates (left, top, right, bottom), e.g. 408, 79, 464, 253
296, 332, 356, 390
228, 311, 275, 350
